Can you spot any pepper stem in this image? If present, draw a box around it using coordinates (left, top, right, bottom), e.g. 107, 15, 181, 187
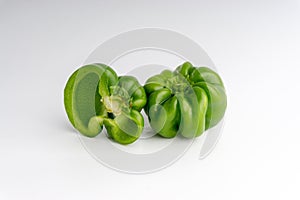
166, 75, 190, 94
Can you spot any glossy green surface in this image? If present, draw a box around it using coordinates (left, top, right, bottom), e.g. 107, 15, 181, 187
144, 62, 227, 138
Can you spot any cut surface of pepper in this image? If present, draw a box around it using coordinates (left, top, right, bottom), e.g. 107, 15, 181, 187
64, 63, 147, 144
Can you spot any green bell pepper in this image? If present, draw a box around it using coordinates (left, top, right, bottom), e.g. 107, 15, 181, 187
144, 62, 227, 138
64, 63, 147, 144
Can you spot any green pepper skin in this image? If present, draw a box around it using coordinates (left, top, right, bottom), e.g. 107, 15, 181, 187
144, 62, 227, 138
64, 63, 147, 144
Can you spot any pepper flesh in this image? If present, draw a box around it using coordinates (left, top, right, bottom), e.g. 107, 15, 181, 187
64, 64, 147, 144
144, 62, 227, 138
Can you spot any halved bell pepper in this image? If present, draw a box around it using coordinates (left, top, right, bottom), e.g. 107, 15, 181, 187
64, 63, 147, 144
144, 62, 227, 138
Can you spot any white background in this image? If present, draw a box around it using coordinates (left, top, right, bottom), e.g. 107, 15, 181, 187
1, 0, 300, 199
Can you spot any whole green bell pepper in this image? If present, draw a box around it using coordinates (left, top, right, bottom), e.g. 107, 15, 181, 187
64, 63, 147, 144
144, 62, 227, 138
